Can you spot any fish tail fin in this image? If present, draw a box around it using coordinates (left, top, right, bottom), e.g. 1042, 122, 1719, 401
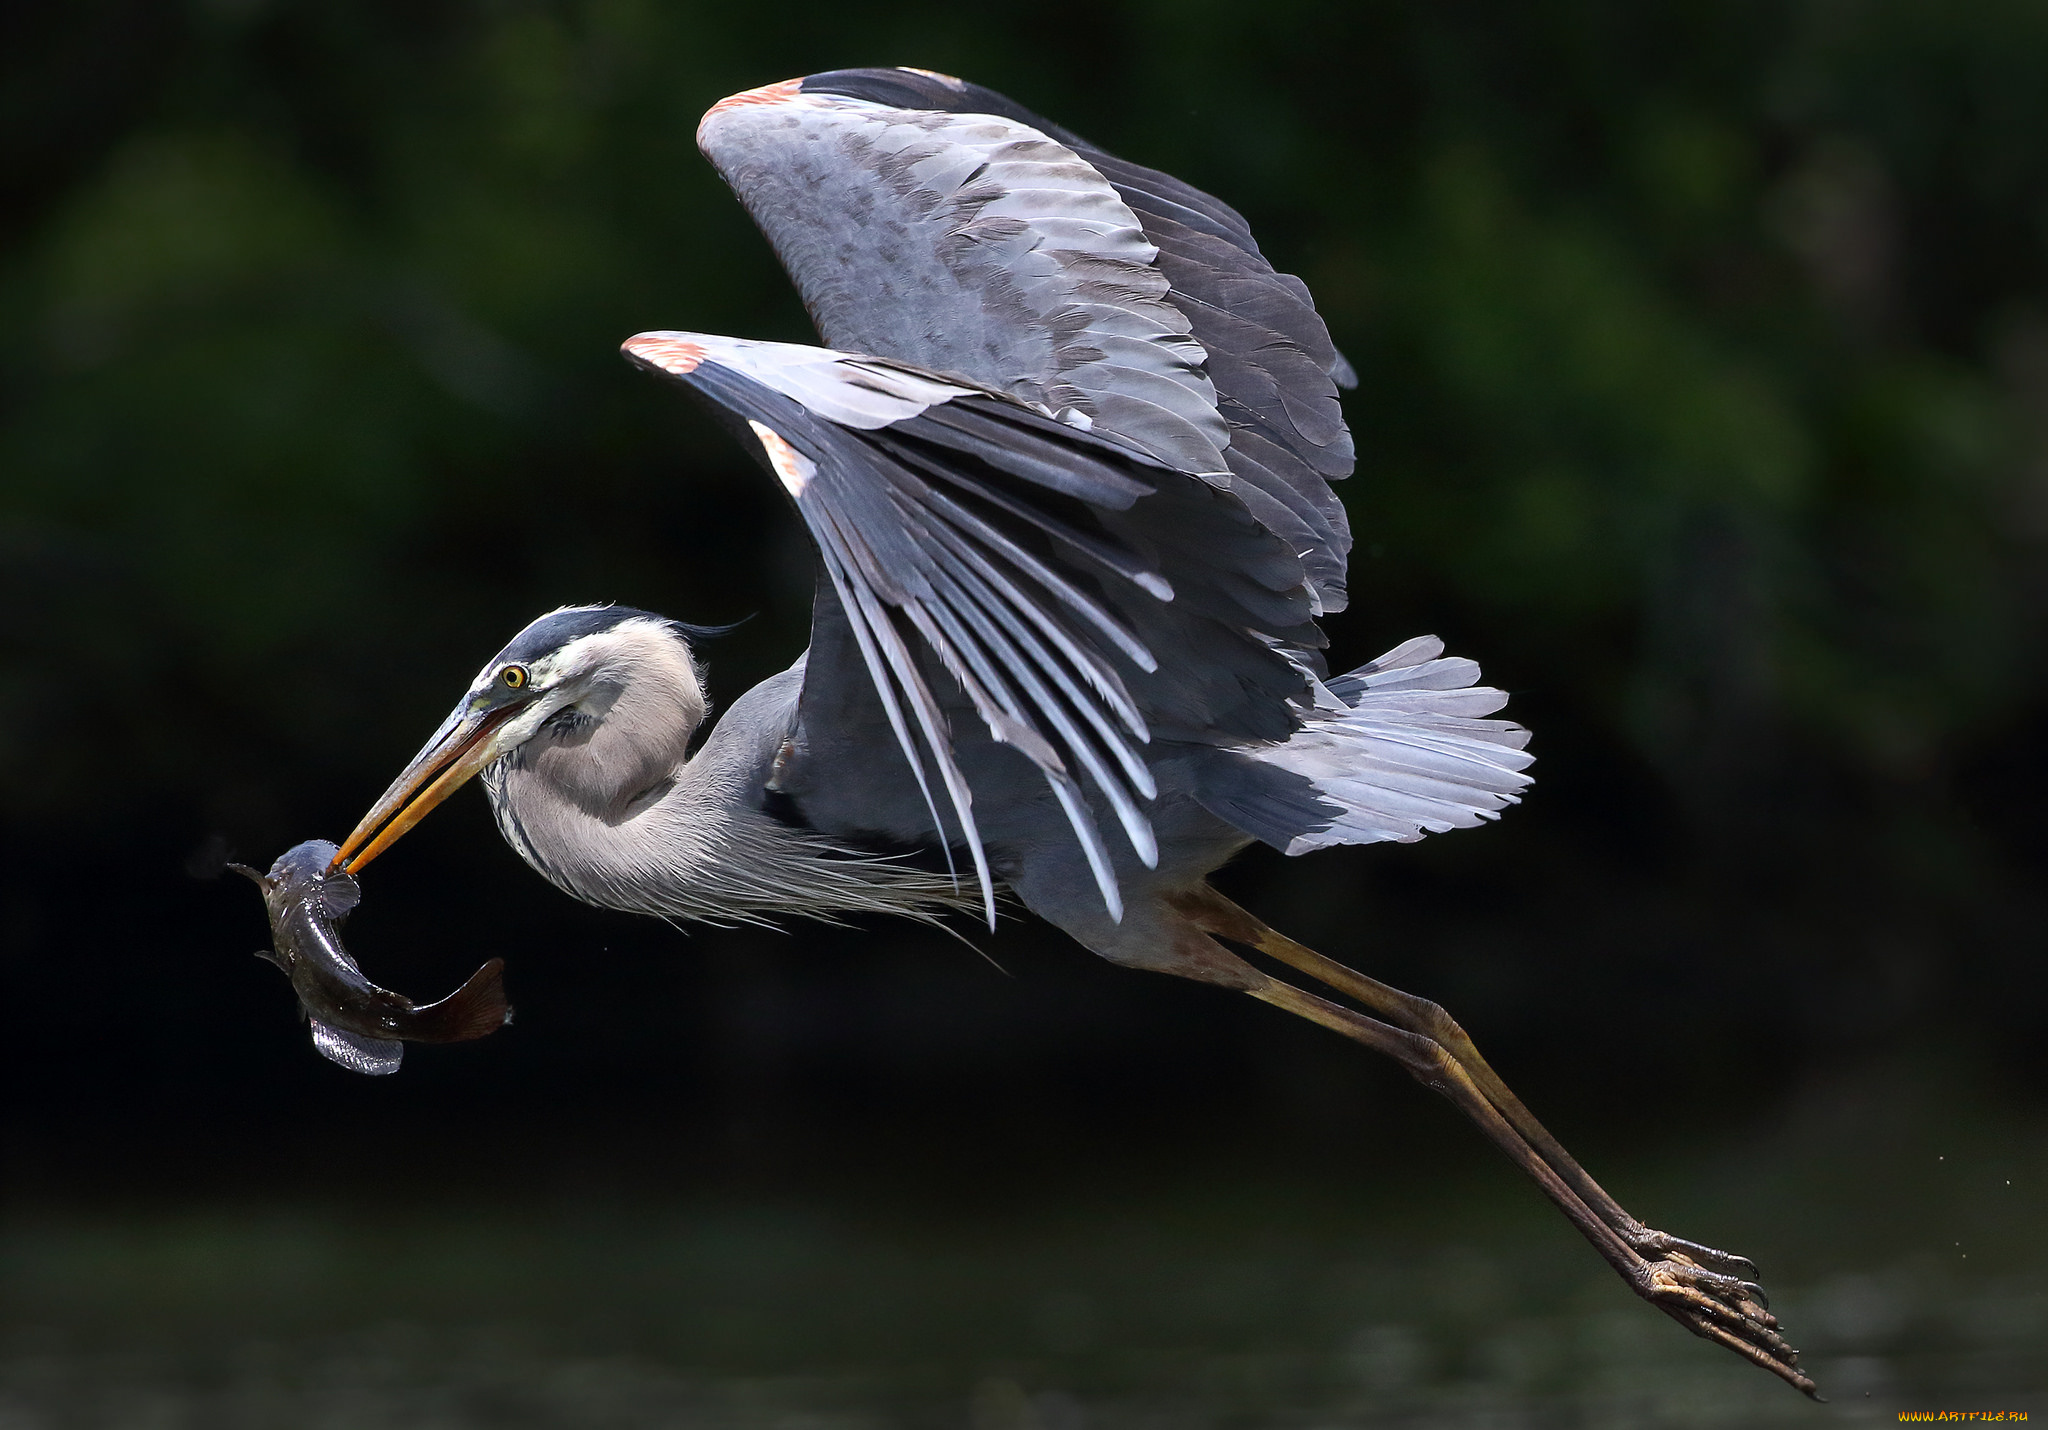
417, 957, 514, 1043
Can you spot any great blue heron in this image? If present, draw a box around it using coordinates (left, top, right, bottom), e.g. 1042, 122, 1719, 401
330, 68, 1812, 1394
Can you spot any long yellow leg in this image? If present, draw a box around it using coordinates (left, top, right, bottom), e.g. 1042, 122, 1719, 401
1166, 886, 1815, 1397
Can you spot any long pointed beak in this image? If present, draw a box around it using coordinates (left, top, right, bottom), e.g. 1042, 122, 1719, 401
331, 700, 528, 874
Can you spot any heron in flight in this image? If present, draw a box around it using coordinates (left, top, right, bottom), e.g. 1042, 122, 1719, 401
331, 68, 1811, 1394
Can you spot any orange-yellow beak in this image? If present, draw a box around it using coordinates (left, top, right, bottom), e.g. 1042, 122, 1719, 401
330, 700, 529, 874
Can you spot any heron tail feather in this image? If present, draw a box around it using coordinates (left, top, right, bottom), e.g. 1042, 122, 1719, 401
1189, 636, 1533, 854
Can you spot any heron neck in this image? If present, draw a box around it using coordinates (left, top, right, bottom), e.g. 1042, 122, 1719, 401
483, 659, 971, 924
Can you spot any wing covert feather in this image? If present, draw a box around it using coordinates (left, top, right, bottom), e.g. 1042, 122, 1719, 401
698, 87, 1230, 478
780, 68, 1358, 614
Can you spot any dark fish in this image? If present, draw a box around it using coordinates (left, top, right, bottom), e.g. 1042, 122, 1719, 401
232, 839, 511, 1076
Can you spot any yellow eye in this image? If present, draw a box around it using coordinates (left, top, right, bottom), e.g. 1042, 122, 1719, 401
500, 665, 529, 690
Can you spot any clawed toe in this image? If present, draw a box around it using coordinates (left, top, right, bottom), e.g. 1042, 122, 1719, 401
1628, 1227, 1763, 1283
1653, 1272, 1794, 1352
1663, 1261, 1774, 1318
1638, 1247, 1814, 1396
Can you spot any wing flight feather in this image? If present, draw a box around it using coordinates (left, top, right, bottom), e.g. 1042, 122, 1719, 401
624, 332, 1313, 921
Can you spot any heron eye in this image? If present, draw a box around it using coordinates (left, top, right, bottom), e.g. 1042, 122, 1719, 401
501, 665, 529, 690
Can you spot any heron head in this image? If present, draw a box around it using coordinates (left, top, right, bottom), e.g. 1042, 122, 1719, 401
331, 605, 704, 874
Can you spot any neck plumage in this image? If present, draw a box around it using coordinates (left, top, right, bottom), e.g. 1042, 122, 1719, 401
483, 643, 972, 925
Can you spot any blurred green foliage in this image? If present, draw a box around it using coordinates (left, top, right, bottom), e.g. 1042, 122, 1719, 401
2, 0, 2044, 1063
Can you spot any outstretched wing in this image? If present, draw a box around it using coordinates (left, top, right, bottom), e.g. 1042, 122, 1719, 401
623, 332, 1315, 923
698, 69, 1356, 616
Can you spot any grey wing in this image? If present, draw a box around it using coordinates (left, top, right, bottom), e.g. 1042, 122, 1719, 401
1115, 200, 1356, 616
748, 68, 1358, 616
697, 79, 1232, 480
624, 332, 1316, 924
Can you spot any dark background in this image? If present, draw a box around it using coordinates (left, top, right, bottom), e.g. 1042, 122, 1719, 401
3, 1, 2045, 1421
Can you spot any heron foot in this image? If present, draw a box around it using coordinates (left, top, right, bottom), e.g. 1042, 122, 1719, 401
1634, 1242, 1815, 1395
1609, 1211, 1812, 1389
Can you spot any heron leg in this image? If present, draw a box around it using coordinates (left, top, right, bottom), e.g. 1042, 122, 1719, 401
1169, 886, 1750, 1263
1165, 885, 1816, 1398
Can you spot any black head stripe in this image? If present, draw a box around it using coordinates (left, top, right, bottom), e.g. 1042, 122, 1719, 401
491, 606, 743, 668
494, 606, 664, 666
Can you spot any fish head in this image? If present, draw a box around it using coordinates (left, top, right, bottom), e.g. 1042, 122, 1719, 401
262, 839, 362, 918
